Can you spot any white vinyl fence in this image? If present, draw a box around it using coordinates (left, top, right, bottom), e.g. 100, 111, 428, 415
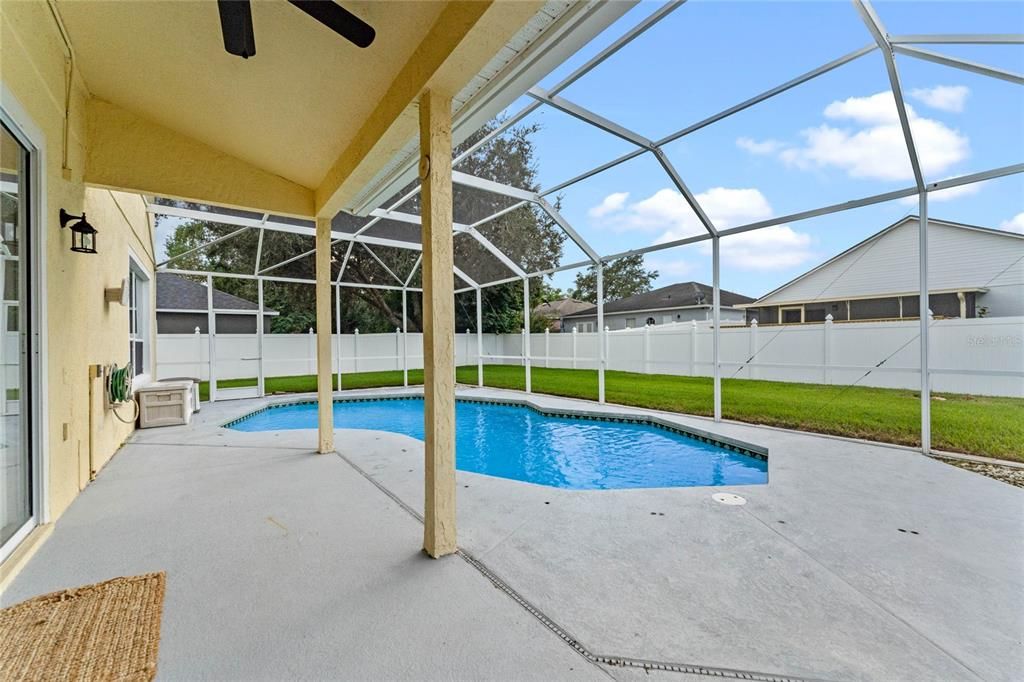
157, 316, 1024, 398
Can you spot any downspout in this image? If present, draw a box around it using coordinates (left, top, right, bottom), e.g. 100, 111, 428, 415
957, 291, 966, 319
46, 0, 76, 178
87, 364, 100, 482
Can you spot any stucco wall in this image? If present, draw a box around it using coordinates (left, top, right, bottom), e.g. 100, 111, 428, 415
2, 1, 156, 524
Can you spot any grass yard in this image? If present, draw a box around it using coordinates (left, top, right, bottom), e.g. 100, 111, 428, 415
200, 365, 1024, 462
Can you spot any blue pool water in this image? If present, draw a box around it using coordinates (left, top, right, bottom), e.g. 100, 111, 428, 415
229, 399, 767, 490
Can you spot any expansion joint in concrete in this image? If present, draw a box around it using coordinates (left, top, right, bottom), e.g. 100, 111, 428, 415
334, 449, 825, 682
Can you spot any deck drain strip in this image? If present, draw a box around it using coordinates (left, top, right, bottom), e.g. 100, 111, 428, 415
335, 451, 820, 682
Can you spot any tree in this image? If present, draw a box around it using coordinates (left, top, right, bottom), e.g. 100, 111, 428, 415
570, 254, 658, 303
159, 116, 565, 333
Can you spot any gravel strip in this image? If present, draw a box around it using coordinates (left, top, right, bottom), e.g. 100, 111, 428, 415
937, 458, 1024, 488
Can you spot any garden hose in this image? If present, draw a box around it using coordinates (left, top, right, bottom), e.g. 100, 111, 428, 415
106, 362, 140, 424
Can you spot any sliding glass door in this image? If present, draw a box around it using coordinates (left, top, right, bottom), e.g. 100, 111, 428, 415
0, 121, 34, 558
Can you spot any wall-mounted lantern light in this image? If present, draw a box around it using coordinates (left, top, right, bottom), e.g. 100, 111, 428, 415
59, 208, 98, 254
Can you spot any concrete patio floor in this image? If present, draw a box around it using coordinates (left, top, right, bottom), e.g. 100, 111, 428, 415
3, 387, 1021, 681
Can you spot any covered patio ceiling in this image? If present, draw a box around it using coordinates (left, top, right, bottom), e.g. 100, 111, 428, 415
60, 0, 631, 217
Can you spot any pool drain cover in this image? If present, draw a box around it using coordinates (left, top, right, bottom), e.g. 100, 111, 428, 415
712, 492, 747, 506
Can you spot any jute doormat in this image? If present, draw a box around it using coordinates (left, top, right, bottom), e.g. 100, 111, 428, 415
0, 572, 166, 681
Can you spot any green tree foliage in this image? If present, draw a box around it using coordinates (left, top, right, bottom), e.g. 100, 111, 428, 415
160, 118, 564, 333
570, 254, 658, 303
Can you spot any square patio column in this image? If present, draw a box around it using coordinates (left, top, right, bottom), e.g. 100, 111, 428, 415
315, 217, 334, 454
420, 89, 457, 558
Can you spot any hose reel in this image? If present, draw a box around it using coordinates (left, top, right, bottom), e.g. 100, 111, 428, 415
104, 362, 140, 424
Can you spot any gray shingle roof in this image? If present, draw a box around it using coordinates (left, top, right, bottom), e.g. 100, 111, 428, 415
562, 281, 755, 319
156, 272, 276, 313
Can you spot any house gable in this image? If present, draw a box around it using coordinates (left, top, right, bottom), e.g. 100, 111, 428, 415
751, 218, 1024, 306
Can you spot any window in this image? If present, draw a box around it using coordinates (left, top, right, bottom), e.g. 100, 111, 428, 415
780, 307, 803, 324
626, 317, 636, 328
128, 260, 150, 377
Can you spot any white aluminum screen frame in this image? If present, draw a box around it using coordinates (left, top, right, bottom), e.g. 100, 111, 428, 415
149, 0, 1023, 452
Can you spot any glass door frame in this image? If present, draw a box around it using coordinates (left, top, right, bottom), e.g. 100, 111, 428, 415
1, 92, 48, 565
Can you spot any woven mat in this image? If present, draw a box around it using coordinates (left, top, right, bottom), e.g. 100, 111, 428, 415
0, 572, 165, 681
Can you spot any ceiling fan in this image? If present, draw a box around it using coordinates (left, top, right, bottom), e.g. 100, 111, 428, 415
217, 0, 375, 59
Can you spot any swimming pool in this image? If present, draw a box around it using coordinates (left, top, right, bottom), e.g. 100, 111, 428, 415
227, 398, 768, 490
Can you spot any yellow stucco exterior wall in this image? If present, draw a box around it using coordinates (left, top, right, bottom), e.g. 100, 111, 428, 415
2, 1, 157, 526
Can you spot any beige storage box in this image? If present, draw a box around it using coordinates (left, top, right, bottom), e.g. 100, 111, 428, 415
136, 380, 194, 428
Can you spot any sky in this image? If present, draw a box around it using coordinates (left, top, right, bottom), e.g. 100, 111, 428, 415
485, 0, 1024, 299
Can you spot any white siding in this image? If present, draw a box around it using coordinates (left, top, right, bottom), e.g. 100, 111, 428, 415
756, 220, 1024, 306
563, 307, 745, 331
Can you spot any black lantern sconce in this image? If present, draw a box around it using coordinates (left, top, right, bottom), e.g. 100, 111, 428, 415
59, 209, 98, 254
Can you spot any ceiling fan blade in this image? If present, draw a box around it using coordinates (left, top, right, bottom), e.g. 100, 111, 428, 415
218, 0, 257, 58
287, 1, 375, 48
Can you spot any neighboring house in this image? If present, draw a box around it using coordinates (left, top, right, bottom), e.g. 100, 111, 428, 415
533, 298, 592, 331
560, 282, 754, 332
156, 272, 278, 333
740, 216, 1024, 325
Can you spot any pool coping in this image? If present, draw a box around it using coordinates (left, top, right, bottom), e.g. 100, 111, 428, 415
221, 391, 769, 462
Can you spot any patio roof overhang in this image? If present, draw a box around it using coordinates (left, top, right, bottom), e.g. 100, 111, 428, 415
61, 0, 631, 218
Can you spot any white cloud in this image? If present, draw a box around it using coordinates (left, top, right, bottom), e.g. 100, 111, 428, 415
711, 226, 816, 271
824, 91, 906, 125
911, 85, 969, 113
588, 192, 629, 219
736, 137, 783, 155
587, 186, 816, 272
764, 90, 970, 182
999, 212, 1024, 234
898, 181, 982, 206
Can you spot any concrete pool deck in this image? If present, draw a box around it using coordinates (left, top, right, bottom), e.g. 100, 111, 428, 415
3, 387, 1021, 680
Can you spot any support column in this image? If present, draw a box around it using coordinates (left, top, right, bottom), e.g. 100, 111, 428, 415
523, 277, 532, 393
420, 89, 457, 558
712, 236, 722, 422
315, 218, 334, 453
257, 278, 265, 397
597, 262, 606, 404
402, 288, 409, 387
919, 193, 930, 453
206, 275, 217, 403
476, 287, 483, 387
335, 283, 342, 391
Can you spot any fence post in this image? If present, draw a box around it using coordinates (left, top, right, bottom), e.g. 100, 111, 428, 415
643, 324, 651, 374
604, 325, 610, 375
353, 328, 359, 374
749, 318, 758, 380
689, 320, 697, 376
823, 314, 833, 384
572, 327, 578, 369
195, 327, 203, 381
544, 328, 550, 368
308, 327, 315, 376
396, 327, 401, 372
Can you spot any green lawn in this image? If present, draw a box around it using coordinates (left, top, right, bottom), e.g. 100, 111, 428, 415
201, 365, 1024, 462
